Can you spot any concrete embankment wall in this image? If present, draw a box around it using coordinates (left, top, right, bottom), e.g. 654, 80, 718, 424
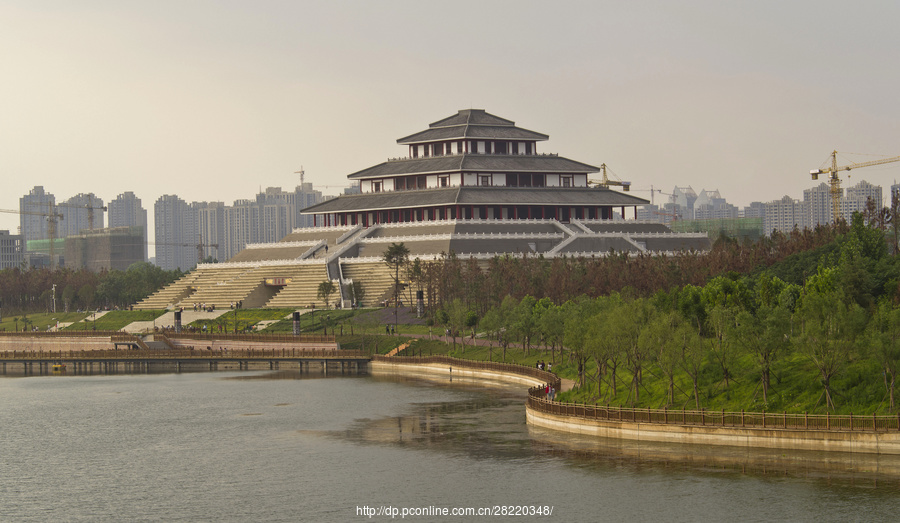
370, 360, 547, 389
165, 337, 338, 352
0, 337, 115, 352
526, 406, 900, 455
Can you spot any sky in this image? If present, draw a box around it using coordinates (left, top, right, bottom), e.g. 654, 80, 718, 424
2, 1, 900, 256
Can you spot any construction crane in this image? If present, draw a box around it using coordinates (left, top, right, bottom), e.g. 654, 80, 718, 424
810, 150, 900, 223
31, 199, 107, 232
631, 185, 675, 206
0, 207, 64, 269
589, 163, 632, 191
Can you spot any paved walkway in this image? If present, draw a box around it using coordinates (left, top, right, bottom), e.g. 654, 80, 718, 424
122, 310, 230, 333
388, 331, 573, 390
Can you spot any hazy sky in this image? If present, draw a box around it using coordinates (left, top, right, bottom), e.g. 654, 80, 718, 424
3, 1, 900, 253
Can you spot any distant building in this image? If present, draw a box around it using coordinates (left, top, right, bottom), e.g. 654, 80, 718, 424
0, 230, 24, 270
693, 189, 738, 220
108, 192, 148, 262
58, 193, 105, 238
154, 195, 196, 271
842, 180, 882, 220
804, 183, 834, 227
64, 227, 144, 272
19, 186, 55, 242
672, 186, 698, 220
153, 184, 330, 269
765, 195, 807, 234
742, 202, 766, 219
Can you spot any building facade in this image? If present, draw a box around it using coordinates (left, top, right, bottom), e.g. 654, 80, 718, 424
58, 193, 105, 238
0, 230, 24, 270
302, 109, 647, 226
19, 186, 55, 243
108, 191, 148, 262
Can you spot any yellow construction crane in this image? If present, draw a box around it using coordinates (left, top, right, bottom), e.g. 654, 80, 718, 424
0, 207, 64, 269
590, 163, 632, 191
31, 199, 107, 231
810, 151, 900, 223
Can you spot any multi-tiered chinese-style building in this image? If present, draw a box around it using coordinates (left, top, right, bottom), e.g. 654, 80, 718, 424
302, 109, 647, 226
135, 110, 710, 311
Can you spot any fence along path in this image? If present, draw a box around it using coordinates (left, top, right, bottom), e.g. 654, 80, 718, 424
526, 390, 900, 433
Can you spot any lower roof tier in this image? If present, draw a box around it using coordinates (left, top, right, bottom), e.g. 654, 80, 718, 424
302, 186, 648, 215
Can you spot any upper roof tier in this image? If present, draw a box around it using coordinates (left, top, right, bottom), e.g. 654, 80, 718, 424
347, 154, 600, 180
396, 109, 549, 145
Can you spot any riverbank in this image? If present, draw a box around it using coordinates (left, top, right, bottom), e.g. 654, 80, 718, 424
375, 355, 900, 456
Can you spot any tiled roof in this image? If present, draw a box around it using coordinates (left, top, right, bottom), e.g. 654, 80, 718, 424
347, 154, 599, 179
397, 125, 548, 144
301, 187, 648, 214
429, 109, 515, 128
397, 109, 549, 144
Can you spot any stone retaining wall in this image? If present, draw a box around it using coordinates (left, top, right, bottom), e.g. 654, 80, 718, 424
526, 405, 900, 455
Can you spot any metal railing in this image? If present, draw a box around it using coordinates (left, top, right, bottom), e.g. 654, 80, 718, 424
0, 348, 368, 360
526, 390, 900, 433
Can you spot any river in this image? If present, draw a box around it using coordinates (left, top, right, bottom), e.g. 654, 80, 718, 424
1, 369, 899, 521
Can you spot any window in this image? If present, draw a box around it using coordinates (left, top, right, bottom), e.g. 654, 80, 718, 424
373, 181, 382, 193
561, 175, 572, 188
439, 175, 449, 187
446, 143, 453, 155
479, 175, 491, 186
525, 143, 533, 155
495, 141, 508, 154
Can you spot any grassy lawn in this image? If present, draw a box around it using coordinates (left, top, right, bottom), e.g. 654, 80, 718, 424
63, 310, 167, 331
0, 311, 90, 332
190, 308, 321, 333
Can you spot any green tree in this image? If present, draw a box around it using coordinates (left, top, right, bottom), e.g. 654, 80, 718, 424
563, 297, 600, 388
868, 299, 900, 410
382, 242, 410, 329
445, 298, 469, 351
481, 295, 518, 361
734, 304, 791, 405
796, 268, 867, 411
677, 320, 704, 409
642, 310, 682, 406
317, 280, 337, 309
513, 295, 538, 356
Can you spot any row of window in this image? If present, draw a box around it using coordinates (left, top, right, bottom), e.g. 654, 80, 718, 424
410, 140, 535, 158
369, 173, 574, 192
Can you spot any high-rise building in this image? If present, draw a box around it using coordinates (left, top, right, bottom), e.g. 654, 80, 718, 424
765, 195, 808, 234
804, 183, 835, 227
197, 201, 226, 263
19, 186, 55, 242
154, 195, 196, 271
842, 180, 882, 220
153, 184, 330, 267
742, 202, 766, 219
672, 186, 698, 220
108, 191, 148, 262
693, 189, 738, 220
58, 193, 105, 238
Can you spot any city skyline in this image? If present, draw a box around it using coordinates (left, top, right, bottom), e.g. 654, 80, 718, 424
2, 2, 900, 245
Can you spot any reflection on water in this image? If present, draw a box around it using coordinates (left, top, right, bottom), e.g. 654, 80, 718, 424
315, 372, 900, 489
2, 368, 899, 522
